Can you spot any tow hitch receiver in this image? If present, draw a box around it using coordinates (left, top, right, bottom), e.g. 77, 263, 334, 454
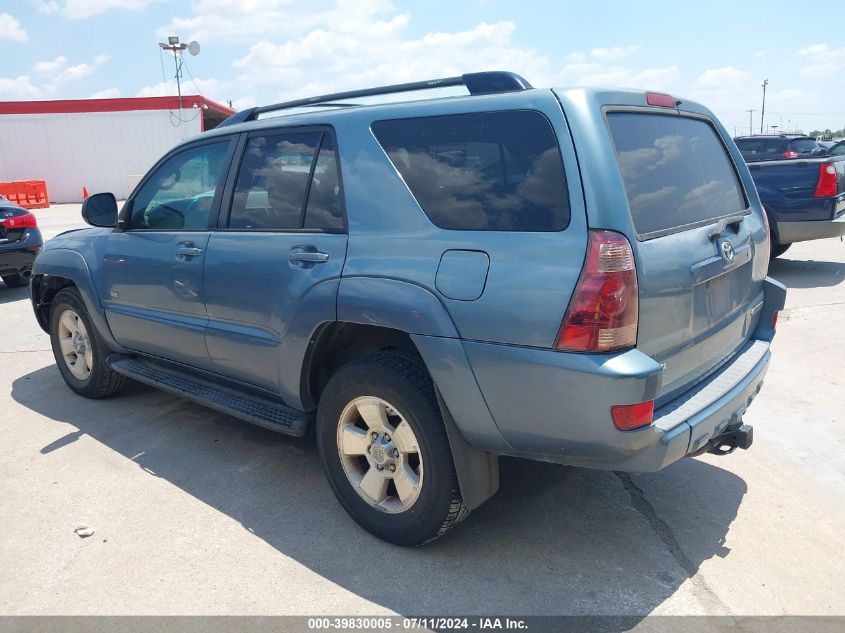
708, 424, 754, 456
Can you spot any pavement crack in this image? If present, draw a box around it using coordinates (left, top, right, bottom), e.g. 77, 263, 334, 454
615, 472, 696, 575
615, 471, 731, 614
0, 349, 51, 354
782, 300, 845, 313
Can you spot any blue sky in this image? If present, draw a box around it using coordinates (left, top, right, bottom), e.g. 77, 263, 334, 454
2, 0, 844, 133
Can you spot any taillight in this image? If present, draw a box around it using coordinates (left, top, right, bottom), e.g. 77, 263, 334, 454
555, 230, 638, 352
611, 400, 654, 431
646, 92, 676, 108
814, 163, 838, 197
772, 311, 779, 331
783, 150, 799, 159
1, 212, 37, 229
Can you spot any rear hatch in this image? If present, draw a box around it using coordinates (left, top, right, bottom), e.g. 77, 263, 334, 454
605, 111, 766, 402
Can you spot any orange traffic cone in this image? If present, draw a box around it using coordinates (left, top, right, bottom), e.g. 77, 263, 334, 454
82, 186, 89, 199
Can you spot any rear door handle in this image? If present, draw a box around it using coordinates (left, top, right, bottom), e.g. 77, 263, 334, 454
175, 246, 204, 257
289, 248, 329, 264
707, 214, 746, 241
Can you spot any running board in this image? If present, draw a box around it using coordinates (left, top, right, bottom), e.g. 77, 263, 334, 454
107, 355, 308, 436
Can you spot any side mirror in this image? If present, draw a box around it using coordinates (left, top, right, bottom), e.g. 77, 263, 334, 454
81, 192, 118, 227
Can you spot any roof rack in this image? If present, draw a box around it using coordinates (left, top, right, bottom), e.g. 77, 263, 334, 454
217, 71, 533, 128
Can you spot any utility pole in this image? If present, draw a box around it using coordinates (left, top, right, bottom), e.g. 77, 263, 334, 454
760, 79, 768, 134
746, 109, 755, 136
157, 36, 201, 122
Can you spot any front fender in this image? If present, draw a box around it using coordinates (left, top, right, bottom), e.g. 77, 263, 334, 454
31, 248, 124, 351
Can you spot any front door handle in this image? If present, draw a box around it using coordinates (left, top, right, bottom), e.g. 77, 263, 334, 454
289, 248, 329, 264
175, 245, 204, 257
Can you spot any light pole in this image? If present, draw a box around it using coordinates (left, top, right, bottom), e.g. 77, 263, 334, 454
760, 79, 768, 134
746, 109, 755, 136
157, 36, 201, 119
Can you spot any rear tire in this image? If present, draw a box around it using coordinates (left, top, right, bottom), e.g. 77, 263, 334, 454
49, 288, 128, 399
771, 242, 791, 258
316, 352, 467, 546
2, 273, 27, 288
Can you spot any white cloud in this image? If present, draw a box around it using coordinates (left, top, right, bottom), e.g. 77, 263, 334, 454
230, 96, 255, 110
695, 66, 751, 90
31, 1, 60, 13
157, 0, 353, 43
229, 14, 550, 100
558, 60, 678, 91
58, 0, 160, 19
753, 50, 765, 59
590, 45, 639, 61
28, 53, 112, 94
35, 56, 68, 74
136, 77, 227, 99
0, 12, 29, 42
0, 75, 40, 98
798, 42, 845, 78
798, 43, 830, 57
48, 63, 96, 90
89, 87, 122, 98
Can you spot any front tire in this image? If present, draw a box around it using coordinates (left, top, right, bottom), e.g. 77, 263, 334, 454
316, 352, 467, 546
49, 288, 127, 399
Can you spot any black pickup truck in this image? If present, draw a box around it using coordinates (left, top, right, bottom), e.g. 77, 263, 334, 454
742, 154, 845, 257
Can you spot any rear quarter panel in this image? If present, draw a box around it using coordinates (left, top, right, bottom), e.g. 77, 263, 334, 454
333, 90, 589, 348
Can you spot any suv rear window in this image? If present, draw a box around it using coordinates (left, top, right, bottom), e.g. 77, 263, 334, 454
735, 137, 787, 157
607, 113, 747, 237
372, 111, 570, 231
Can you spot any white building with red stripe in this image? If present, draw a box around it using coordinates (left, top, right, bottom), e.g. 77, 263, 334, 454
0, 96, 235, 203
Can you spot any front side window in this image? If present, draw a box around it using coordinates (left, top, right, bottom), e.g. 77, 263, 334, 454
130, 141, 230, 230
372, 110, 570, 231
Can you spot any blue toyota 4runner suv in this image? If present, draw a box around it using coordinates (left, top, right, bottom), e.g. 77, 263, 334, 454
30, 72, 786, 545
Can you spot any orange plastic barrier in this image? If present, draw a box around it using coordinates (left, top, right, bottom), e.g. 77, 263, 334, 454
0, 180, 50, 209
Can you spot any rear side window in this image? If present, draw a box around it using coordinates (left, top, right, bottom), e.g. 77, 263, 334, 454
303, 135, 344, 231
229, 132, 321, 230
372, 111, 570, 231
607, 113, 747, 237
789, 139, 818, 153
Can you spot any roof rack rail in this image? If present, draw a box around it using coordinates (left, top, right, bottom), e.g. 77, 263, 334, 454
217, 71, 533, 128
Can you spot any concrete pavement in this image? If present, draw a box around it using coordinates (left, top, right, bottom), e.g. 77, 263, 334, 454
1, 204, 843, 617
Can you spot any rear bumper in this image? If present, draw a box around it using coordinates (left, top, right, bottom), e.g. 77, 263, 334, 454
0, 230, 41, 276
464, 337, 770, 472
776, 215, 845, 244
460, 277, 785, 472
